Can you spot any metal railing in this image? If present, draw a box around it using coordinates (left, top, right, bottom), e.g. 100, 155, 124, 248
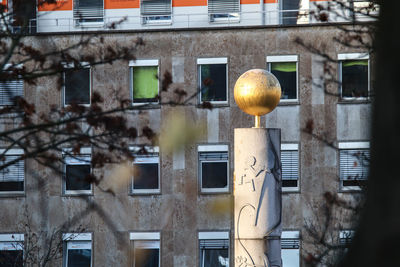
12, 7, 376, 34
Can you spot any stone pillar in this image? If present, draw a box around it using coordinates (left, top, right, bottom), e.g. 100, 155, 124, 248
234, 128, 282, 267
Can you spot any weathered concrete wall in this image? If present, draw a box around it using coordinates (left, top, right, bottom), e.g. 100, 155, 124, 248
0, 24, 371, 266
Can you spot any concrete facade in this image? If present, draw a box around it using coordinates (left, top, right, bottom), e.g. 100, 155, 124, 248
0, 24, 371, 266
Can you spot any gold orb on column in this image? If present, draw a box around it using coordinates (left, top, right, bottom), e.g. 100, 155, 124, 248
234, 69, 281, 127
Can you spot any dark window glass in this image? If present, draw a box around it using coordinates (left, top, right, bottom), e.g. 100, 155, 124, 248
134, 248, 159, 267
66, 165, 91, 191
65, 68, 90, 105
282, 0, 300, 25
342, 179, 367, 187
201, 162, 228, 188
133, 163, 159, 190
201, 248, 229, 267
200, 64, 227, 102
270, 62, 297, 100
341, 60, 368, 98
67, 249, 91, 267
0, 181, 24, 192
282, 180, 298, 187
0, 250, 23, 267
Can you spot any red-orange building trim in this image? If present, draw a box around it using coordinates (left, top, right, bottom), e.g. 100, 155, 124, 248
105, 0, 139, 9
172, 0, 207, 7
38, 0, 72, 11
37, 0, 280, 11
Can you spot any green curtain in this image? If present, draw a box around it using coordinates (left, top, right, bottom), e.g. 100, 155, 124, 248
271, 62, 296, 72
343, 60, 368, 67
132, 66, 158, 99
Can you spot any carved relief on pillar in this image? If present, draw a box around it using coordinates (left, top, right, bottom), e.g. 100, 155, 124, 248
234, 128, 282, 267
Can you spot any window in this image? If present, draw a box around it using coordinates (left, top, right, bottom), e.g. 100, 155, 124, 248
339, 230, 354, 249
0, 234, 24, 267
7, 0, 37, 34
280, 0, 300, 25
131, 146, 160, 194
141, 0, 172, 24
0, 149, 24, 193
197, 58, 228, 104
63, 64, 91, 106
281, 231, 300, 267
63, 233, 92, 267
130, 232, 160, 267
73, 0, 104, 26
339, 142, 370, 191
198, 231, 229, 267
208, 0, 239, 22
198, 145, 229, 193
281, 144, 299, 191
0, 65, 24, 106
338, 53, 369, 99
130, 60, 159, 105
267, 55, 298, 101
63, 148, 92, 195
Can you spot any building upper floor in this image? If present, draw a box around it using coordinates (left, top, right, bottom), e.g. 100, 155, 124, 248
0, 0, 377, 33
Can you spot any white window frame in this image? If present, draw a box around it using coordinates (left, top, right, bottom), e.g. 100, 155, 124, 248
198, 144, 229, 193
198, 231, 230, 267
73, 0, 104, 27
130, 146, 160, 194
267, 55, 299, 102
338, 141, 370, 191
0, 63, 24, 106
129, 59, 160, 106
142, 15, 172, 25
63, 62, 92, 107
281, 230, 300, 267
62, 147, 92, 196
197, 58, 228, 105
0, 148, 25, 194
338, 53, 370, 100
281, 143, 299, 192
130, 232, 160, 267
0, 233, 24, 252
63, 233, 92, 267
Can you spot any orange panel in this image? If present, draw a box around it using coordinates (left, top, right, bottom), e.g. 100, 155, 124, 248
264, 0, 277, 3
172, 0, 206, 7
241, 0, 259, 4
105, 0, 139, 9
38, 0, 72, 11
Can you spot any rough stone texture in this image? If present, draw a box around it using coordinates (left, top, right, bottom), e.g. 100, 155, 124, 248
0, 24, 371, 266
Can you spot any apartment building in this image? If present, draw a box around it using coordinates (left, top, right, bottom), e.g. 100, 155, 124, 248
0, 0, 373, 266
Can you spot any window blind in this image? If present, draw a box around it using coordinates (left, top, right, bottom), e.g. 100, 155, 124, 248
0, 155, 24, 182
339, 237, 352, 246
281, 150, 299, 180
74, 0, 104, 20
340, 149, 369, 180
281, 238, 300, 249
141, 0, 171, 16
199, 239, 229, 249
208, 0, 240, 15
199, 152, 228, 161
0, 80, 23, 106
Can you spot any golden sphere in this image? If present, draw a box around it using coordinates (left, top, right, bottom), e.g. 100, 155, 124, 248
234, 69, 281, 116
